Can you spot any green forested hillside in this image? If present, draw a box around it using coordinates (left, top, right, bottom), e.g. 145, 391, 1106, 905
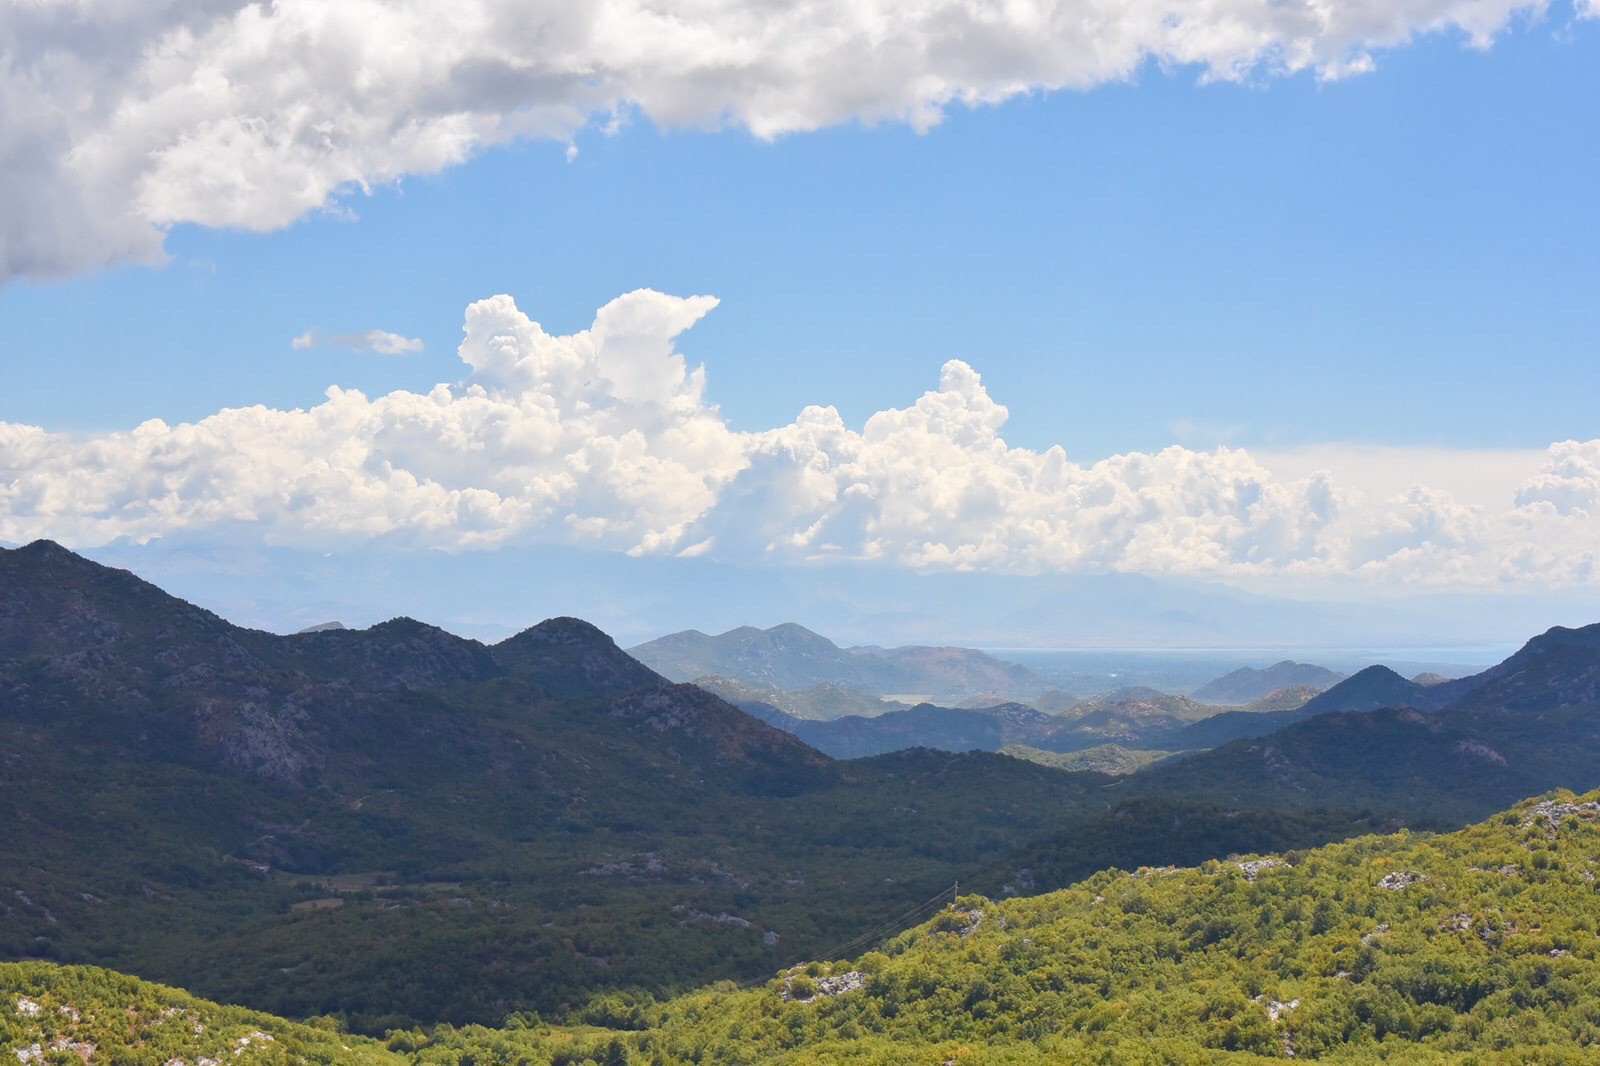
9, 542, 1600, 1046
2, 542, 1125, 1031
0, 961, 395, 1064
10, 790, 1600, 1064
0, 542, 1381, 1034
435, 788, 1600, 1063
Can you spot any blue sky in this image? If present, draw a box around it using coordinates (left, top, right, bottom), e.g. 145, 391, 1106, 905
2, 2, 1598, 647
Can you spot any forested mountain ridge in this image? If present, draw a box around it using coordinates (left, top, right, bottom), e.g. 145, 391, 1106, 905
1152, 666, 1436, 751
738, 699, 1061, 759
7, 540, 1600, 1043
729, 683, 1312, 759
0, 542, 1124, 1030
1437, 622, 1600, 712
1140, 624, 1600, 753
10, 790, 1600, 1063
0, 537, 663, 700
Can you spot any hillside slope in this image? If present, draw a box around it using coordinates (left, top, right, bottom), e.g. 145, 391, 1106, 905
13, 791, 1600, 1063
1192, 659, 1345, 704
0, 542, 1116, 1031
553, 789, 1600, 1063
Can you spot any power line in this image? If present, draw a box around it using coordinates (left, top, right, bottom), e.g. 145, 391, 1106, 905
740, 882, 960, 989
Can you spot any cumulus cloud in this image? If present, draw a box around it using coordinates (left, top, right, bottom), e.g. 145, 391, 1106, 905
0, 290, 740, 553
2, 289, 1598, 593
2, 0, 1567, 283
293, 328, 425, 355
1515, 440, 1600, 516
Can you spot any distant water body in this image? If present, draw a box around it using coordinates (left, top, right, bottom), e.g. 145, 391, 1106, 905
987, 645, 1513, 664
983, 645, 1512, 694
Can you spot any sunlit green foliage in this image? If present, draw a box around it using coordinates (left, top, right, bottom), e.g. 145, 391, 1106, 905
510, 789, 1600, 1064
0, 961, 395, 1064
12, 791, 1600, 1063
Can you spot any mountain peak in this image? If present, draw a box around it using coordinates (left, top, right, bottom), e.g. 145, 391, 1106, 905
1346, 664, 1406, 682
0, 537, 241, 663
369, 615, 445, 636
1523, 622, 1600, 652
3, 539, 138, 585
768, 621, 826, 638
16, 538, 75, 556
759, 622, 839, 651
279, 615, 499, 689
1439, 620, 1600, 712
493, 616, 664, 698
1296, 664, 1422, 716
1192, 660, 1344, 705
516, 615, 616, 644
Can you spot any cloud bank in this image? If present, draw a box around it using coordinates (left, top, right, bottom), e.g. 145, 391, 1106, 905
4, 0, 1585, 283
2, 290, 1596, 593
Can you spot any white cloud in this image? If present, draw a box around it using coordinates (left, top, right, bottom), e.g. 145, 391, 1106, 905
334, 330, 425, 355
0, 290, 741, 554
687, 361, 1345, 577
292, 328, 425, 355
1253, 444, 1552, 510
1, 0, 1565, 283
2, 289, 1598, 594
1515, 440, 1600, 516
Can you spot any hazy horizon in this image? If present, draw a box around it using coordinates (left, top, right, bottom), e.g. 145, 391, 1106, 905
4, 2, 1597, 648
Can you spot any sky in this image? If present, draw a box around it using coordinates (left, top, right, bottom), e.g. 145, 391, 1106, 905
2, 0, 1598, 649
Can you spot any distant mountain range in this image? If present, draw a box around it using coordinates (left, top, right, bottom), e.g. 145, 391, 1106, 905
1123, 623, 1600, 816
1147, 635, 1597, 754
87, 535, 1581, 653
691, 676, 908, 720
720, 682, 1320, 759
1138, 653, 1541, 753
628, 622, 1042, 696
740, 700, 1065, 760
5, 539, 1600, 1039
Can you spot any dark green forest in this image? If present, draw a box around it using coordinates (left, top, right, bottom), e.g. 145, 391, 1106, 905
10, 790, 1600, 1063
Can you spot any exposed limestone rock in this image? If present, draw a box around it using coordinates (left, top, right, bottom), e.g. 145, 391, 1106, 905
780, 969, 866, 1003
1235, 858, 1289, 882
1376, 871, 1424, 890
1523, 800, 1600, 830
